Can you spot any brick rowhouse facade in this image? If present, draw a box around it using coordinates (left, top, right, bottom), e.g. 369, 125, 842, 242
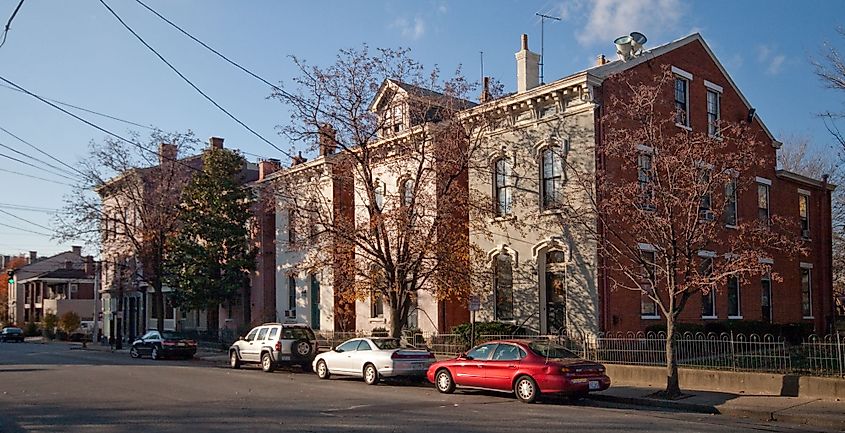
597, 37, 835, 334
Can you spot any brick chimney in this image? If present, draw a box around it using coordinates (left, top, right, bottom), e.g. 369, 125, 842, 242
479, 76, 491, 103
318, 124, 337, 156
259, 159, 281, 180
84, 255, 94, 275
291, 151, 307, 166
209, 136, 224, 149
596, 54, 608, 66
28, 251, 37, 264
515, 34, 540, 93
158, 143, 177, 165
72, 245, 82, 256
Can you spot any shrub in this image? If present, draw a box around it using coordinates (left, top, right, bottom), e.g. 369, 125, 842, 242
371, 327, 389, 337
450, 321, 528, 347
58, 312, 81, 335
42, 313, 58, 340
23, 321, 39, 337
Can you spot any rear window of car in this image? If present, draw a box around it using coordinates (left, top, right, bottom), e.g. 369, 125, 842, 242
4, 328, 22, 334
528, 341, 579, 359
371, 339, 400, 350
161, 332, 186, 340
282, 327, 315, 340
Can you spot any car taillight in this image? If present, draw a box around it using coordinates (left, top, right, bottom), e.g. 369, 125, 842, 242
560, 367, 573, 374
275, 341, 281, 352
163, 341, 177, 346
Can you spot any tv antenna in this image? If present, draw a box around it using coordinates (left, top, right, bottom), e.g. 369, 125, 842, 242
535, 12, 560, 84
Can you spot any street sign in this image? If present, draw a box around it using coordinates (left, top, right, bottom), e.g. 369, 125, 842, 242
468, 295, 480, 312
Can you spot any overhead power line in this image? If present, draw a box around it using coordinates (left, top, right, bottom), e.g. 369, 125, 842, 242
0, 139, 81, 180
0, 83, 155, 130
0, 74, 204, 175
0, 126, 86, 178
0, 208, 53, 232
0, 221, 51, 237
0, 151, 79, 182
99, 0, 292, 158
0, 167, 73, 186
0, 0, 25, 49
0, 203, 57, 213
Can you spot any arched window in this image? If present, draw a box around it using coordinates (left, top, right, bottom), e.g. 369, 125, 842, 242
493, 252, 514, 321
545, 250, 567, 334
541, 146, 564, 209
494, 158, 513, 216
401, 178, 414, 207
373, 179, 386, 211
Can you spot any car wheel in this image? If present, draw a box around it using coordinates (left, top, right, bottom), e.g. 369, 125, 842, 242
229, 351, 241, 369
514, 375, 539, 404
294, 339, 312, 357
316, 360, 330, 379
130, 347, 139, 358
261, 352, 275, 373
435, 369, 455, 394
363, 363, 380, 385
151, 346, 160, 360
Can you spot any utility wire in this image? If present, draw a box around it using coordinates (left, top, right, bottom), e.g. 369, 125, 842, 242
0, 74, 204, 175
0, 139, 82, 179
0, 208, 53, 231
0, 151, 79, 182
0, 167, 73, 186
133, 0, 293, 99
0, 83, 155, 130
0, 0, 25, 49
0, 125, 87, 178
99, 0, 292, 158
0, 202, 57, 213
0, 221, 51, 237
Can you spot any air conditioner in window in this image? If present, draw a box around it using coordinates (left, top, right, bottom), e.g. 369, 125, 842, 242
701, 210, 715, 221
69, 284, 78, 293
283, 310, 296, 318
802, 229, 811, 239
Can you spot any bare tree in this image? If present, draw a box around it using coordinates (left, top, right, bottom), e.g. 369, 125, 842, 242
563, 69, 805, 398
55, 130, 198, 335
272, 47, 493, 337
813, 28, 845, 152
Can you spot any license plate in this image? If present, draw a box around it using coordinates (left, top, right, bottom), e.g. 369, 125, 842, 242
410, 362, 425, 369
589, 380, 600, 390
177, 342, 186, 346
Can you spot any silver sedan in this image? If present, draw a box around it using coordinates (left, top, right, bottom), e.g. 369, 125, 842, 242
313, 337, 435, 385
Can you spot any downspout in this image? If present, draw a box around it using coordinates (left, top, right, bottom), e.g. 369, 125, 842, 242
822, 175, 835, 333
594, 88, 608, 333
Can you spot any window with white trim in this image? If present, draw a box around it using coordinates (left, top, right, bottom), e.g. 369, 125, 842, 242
801, 267, 812, 318
493, 252, 514, 321
799, 194, 810, 238
761, 272, 773, 323
700, 257, 716, 318
725, 179, 738, 226
637, 153, 654, 208
707, 89, 720, 137
699, 168, 712, 219
727, 276, 741, 318
757, 183, 770, 225
494, 158, 513, 217
541, 145, 565, 210
288, 276, 296, 312
675, 77, 689, 127
640, 249, 659, 318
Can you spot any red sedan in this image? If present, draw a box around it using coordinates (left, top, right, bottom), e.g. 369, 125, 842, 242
426, 339, 610, 403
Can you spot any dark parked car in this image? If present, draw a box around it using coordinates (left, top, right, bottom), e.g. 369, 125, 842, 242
427, 340, 611, 403
0, 327, 24, 343
130, 330, 197, 360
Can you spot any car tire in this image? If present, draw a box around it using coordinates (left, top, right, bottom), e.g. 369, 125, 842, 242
435, 369, 455, 394
229, 351, 241, 369
316, 360, 330, 379
130, 347, 139, 358
151, 346, 160, 360
261, 352, 275, 373
363, 363, 380, 385
514, 375, 539, 404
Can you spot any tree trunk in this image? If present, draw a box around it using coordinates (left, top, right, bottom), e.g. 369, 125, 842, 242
664, 317, 681, 398
388, 302, 404, 338
153, 284, 164, 333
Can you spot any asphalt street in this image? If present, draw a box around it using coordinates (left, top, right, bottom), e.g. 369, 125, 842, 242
0, 341, 835, 433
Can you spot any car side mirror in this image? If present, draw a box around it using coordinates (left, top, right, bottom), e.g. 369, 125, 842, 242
239, 336, 244, 341
458, 352, 472, 360
333, 347, 343, 353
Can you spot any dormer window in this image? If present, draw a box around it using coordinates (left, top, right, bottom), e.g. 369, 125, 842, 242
383, 104, 405, 136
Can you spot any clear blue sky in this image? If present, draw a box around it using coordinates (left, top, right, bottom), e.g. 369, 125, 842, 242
1, 0, 843, 257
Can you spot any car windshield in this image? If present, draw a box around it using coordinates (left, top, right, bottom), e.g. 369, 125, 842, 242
371, 339, 400, 350
528, 341, 580, 359
161, 331, 187, 340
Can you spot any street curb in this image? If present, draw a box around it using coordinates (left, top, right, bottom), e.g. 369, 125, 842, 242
587, 393, 719, 414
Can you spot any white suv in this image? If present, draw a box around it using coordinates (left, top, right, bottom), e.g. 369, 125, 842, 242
228, 323, 318, 372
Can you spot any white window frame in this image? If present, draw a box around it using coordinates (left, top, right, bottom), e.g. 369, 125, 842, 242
800, 263, 813, 319
638, 246, 660, 319
799, 193, 810, 239
756, 179, 771, 225
706, 87, 721, 138
727, 275, 742, 319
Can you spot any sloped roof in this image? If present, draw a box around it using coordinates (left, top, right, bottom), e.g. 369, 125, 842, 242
369, 79, 477, 112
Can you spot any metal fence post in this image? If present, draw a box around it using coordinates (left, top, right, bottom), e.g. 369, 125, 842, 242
837, 332, 843, 378
730, 331, 737, 371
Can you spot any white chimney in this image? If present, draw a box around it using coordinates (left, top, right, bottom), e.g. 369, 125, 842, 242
515, 34, 540, 93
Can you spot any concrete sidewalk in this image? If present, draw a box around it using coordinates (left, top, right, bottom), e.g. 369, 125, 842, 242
590, 385, 845, 430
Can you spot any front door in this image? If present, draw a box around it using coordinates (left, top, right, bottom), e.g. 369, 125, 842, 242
484, 343, 523, 390
546, 271, 566, 335
310, 274, 320, 330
